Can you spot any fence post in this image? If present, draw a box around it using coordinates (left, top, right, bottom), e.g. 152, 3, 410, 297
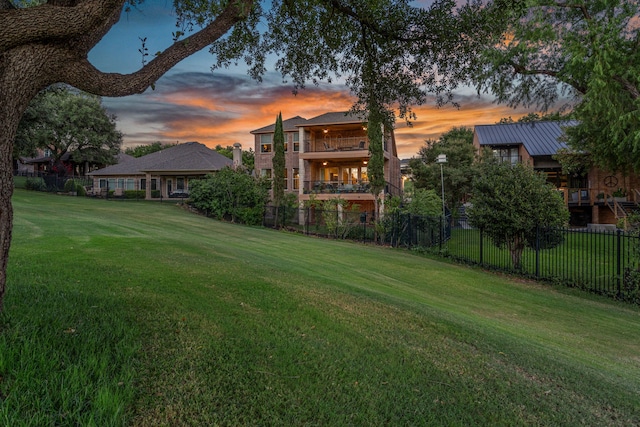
305, 207, 309, 235
479, 227, 484, 265
617, 228, 622, 298
535, 225, 540, 278
439, 216, 443, 251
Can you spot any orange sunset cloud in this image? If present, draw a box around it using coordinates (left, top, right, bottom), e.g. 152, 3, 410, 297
107, 71, 537, 159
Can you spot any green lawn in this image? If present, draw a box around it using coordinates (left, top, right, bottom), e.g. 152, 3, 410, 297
1, 190, 639, 426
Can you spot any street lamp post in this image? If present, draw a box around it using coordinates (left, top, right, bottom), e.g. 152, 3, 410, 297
436, 154, 447, 222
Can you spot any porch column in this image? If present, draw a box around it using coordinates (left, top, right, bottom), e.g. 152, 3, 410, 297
145, 172, 152, 200
298, 126, 306, 225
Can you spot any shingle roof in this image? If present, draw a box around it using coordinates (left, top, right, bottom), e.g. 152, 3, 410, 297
474, 121, 577, 156
302, 111, 367, 126
250, 116, 308, 134
250, 112, 370, 134
89, 142, 232, 176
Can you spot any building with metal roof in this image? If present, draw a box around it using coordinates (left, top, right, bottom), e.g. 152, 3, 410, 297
473, 120, 640, 227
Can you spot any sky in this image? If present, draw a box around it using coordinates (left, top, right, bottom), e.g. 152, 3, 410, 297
89, 1, 537, 159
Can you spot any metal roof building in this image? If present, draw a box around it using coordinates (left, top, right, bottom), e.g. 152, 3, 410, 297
474, 121, 577, 156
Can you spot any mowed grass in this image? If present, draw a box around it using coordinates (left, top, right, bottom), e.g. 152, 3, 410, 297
1, 190, 640, 426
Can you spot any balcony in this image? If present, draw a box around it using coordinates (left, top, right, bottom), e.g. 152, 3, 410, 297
303, 180, 371, 194
304, 137, 368, 153
302, 180, 402, 197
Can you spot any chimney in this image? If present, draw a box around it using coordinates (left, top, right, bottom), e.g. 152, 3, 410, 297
232, 142, 242, 168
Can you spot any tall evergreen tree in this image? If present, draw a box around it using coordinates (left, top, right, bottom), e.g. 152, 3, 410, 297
367, 106, 386, 221
272, 112, 285, 226
272, 112, 285, 207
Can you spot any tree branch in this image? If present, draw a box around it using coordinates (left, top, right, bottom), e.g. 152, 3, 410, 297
552, 2, 591, 20
613, 75, 640, 100
325, 0, 416, 42
61, 0, 254, 97
0, 0, 15, 10
0, 0, 124, 52
508, 60, 588, 94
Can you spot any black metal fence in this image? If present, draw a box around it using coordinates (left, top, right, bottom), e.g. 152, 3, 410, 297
444, 226, 640, 302
262, 206, 451, 246
263, 206, 640, 304
15, 171, 93, 193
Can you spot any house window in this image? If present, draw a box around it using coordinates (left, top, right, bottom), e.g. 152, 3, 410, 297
260, 134, 272, 153
284, 134, 288, 153
261, 168, 272, 178
293, 168, 300, 190
151, 179, 158, 190
108, 178, 116, 189
126, 178, 135, 190
493, 146, 519, 164
99, 179, 107, 188
342, 167, 358, 185
284, 168, 288, 190
117, 178, 124, 188
141, 179, 146, 190
320, 167, 339, 182
177, 177, 185, 191
293, 133, 300, 152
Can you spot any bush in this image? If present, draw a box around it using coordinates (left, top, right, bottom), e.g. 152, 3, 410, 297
25, 177, 46, 191
75, 183, 86, 196
64, 179, 77, 193
622, 268, 640, 305
189, 168, 270, 225
124, 190, 145, 199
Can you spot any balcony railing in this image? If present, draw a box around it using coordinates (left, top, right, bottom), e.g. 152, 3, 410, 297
303, 180, 371, 194
302, 180, 401, 196
304, 137, 368, 152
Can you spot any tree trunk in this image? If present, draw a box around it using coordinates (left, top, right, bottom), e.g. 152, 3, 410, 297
0, 49, 48, 311
508, 235, 525, 271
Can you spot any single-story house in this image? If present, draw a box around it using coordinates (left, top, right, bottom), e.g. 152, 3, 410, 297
88, 141, 233, 200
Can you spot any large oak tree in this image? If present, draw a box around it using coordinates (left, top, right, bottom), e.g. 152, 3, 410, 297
0, 0, 502, 311
16, 85, 122, 170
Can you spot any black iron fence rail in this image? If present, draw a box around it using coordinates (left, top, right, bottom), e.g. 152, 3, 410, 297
263, 206, 640, 304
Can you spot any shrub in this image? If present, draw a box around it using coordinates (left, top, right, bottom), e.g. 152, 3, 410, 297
75, 183, 86, 196
25, 177, 46, 191
64, 179, 77, 192
124, 190, 145, 199
622, 268, 640, 305
189, 168, 270, 225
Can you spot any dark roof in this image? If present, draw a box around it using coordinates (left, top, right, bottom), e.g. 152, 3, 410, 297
117, 152, 135, 163
474, 121, 577, 156
250, 111, 370, 134
250, 116, 308, 134
302, 111, 367, 127
89, 142, 232, 176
